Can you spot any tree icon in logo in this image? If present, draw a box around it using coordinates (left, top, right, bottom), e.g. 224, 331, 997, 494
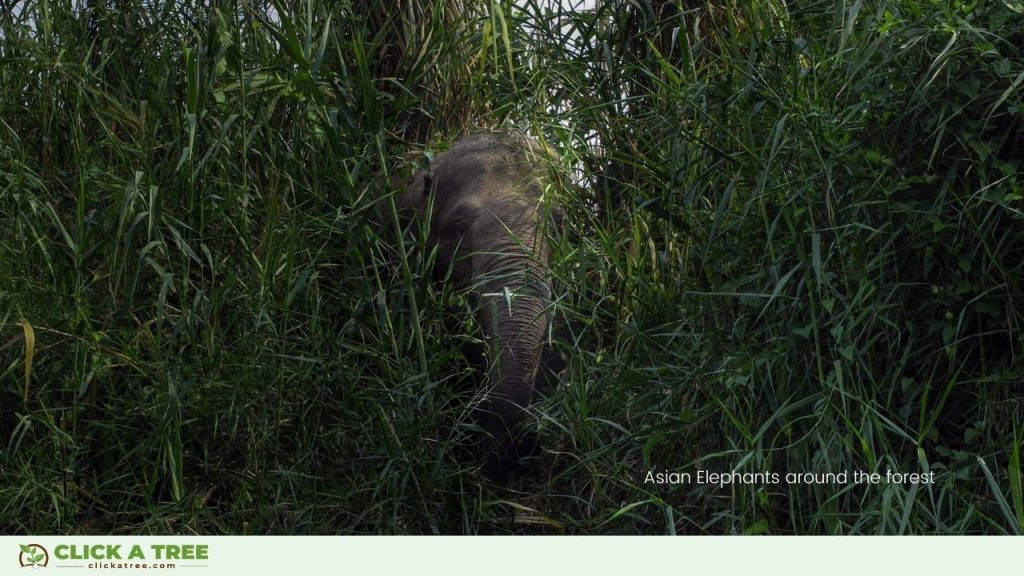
18, 544, 48, 568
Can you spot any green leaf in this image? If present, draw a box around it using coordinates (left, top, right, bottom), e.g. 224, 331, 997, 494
643, 428, 666, 468
839, 346, 855, 362
744, 518, 771, 535
502, 286, 513, 315
811, 232, 822, 285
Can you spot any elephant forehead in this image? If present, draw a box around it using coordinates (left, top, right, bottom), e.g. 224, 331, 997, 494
442, 142, 541, 173
443, 164, 544, 202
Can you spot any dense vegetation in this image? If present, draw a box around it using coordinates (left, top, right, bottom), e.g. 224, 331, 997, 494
1, 0, 1022, 534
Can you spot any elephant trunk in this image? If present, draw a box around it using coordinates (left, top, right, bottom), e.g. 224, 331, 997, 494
473, 238, 551, 461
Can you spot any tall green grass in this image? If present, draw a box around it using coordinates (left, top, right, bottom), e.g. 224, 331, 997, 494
1, 0, 1021, 534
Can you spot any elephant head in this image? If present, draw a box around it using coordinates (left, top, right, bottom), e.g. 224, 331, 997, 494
395, 133, 559, 466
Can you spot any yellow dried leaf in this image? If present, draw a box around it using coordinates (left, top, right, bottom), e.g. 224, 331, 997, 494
16, 319, 35, 403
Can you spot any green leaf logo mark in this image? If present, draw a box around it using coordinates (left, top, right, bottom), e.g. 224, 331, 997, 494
19, 544, 49, 568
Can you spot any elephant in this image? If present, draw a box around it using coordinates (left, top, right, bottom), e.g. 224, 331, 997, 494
390, 132, 562, 469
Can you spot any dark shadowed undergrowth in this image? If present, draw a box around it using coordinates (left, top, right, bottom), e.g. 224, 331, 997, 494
1, 0, 1022, 534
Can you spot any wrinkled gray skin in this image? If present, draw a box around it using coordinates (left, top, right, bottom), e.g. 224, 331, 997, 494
394, 133, 558, 465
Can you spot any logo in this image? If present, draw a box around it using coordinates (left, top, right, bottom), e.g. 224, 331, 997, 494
19, 544, 49, 568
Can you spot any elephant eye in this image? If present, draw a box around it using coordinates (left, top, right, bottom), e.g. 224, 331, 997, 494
421, 172, 433, 196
